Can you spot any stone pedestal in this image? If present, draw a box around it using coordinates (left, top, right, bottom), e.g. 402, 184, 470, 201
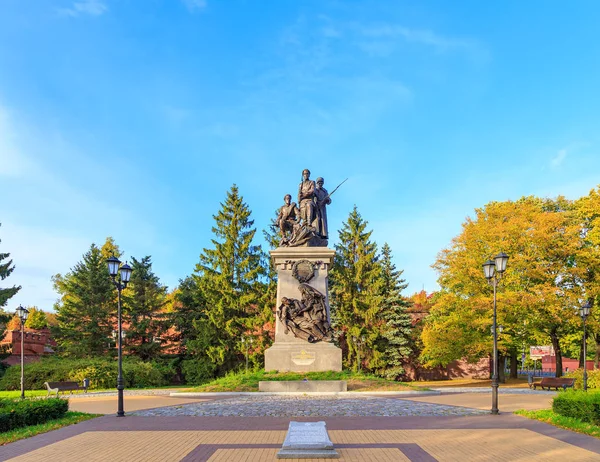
264, 247, 342, 372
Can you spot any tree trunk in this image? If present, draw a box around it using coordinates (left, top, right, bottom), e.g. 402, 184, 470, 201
550, 330, 562, 377
509, 351, 518, 379
498, 354, 506, 383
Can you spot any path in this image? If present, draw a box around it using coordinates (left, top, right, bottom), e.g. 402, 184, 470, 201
1, 390, 598, 461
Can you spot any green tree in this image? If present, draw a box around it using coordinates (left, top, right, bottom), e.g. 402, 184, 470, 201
378, 243, 413, 380
330, 206, 384, 371
123, 256, 168, 360
188, 185, 266, 376
53, 242, 115, 357
0, 223, 20, 308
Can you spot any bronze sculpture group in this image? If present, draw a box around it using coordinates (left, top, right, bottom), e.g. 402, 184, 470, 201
275, 169, 341, 247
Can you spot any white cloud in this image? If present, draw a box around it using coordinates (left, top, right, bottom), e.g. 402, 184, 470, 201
58, 0, 108, 17
551, 148, 568, 168
182, 0, 207, 12
358, 24, 473, 51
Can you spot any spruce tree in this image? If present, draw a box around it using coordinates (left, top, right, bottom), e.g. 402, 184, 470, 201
191, 185, 266, 375
330, 206, 384, 371
378, 243, 413, 379
53, 243, 115, 357
123, 256, 168, 360
0, 223, 21, 307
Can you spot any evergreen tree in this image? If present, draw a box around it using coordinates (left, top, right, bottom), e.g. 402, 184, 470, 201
123, 256, 168, 360
53, 243, 115, 357
378, 243, 413, 379
330, 206, 384, 371
0, 223, 21, 307
190, 185, 266, 375
169, 277, 206, 356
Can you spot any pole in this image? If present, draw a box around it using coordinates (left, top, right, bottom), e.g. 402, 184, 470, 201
491, 278, 499, 415
117, 286, 124, 417
20, 319, 25, 400
245, 344, 248, 373
583, 316, 588, 392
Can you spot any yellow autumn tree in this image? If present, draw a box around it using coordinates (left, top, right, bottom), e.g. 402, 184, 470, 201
422, 196, 583, 377
574, 185, 600, 365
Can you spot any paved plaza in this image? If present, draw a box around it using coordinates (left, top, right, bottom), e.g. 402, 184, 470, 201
1, 390, 600, 461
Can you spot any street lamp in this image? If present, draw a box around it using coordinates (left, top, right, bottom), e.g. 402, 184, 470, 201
577, 300, 593, 391
107, 256, 132, 417
15, 305, 29, 400
483, 252, 509, 415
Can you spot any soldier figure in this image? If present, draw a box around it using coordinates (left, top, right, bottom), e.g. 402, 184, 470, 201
298, 169, 316, 227
276, 194, 300, 245
314, 177, 331, 239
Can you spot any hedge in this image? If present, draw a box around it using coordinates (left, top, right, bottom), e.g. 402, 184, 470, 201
564, 369, 600, 390
0, 357, 177, 391
552, 389, 600, 425
0, 398, 68, 432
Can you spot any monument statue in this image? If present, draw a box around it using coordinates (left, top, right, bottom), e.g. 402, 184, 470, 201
265, 168, 345, 373
298, 169, 316, 227
314, 177, 331, 239
276, 170, 346, 248
277, 283, 333, 343
276, 194, 300, 246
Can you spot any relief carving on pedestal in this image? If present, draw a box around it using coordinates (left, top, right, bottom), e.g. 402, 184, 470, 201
277, 283, 333, 343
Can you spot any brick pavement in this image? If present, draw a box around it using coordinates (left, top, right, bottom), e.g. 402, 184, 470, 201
1, 394, 600, 461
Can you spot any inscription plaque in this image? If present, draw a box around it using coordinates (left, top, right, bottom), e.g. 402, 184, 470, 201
277, 421, 339, 459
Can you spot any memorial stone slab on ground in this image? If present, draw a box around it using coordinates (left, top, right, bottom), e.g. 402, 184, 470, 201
277, 421, 339, 459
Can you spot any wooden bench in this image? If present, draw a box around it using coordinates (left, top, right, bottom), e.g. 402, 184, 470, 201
44, 381, 88, 397
533, 377, 575, 391
528, 375, 545, 389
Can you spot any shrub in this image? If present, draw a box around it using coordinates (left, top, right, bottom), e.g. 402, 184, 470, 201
564, 369, 600, 390
0, 357, 174, 391
181, 359, 216, 385
553, 389, 600, 425
0, 398, 68, 432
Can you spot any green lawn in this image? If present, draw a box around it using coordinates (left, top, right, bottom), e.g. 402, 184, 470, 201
515, 409, 600, 439
0, 411, 99, 445
0, 390, 49, 399
189, 370, 424, 392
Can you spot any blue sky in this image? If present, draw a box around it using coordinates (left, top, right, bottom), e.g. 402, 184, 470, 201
1, 0, 599, 310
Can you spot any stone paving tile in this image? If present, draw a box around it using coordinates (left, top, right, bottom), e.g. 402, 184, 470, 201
133, 395, 488, 417
6, 429, 600, 462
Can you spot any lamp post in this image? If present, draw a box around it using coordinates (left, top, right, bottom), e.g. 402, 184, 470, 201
483, 252, 509, 415
15, 305, 29, 400
107, 256, 132, 417
577, 300, 593, 391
